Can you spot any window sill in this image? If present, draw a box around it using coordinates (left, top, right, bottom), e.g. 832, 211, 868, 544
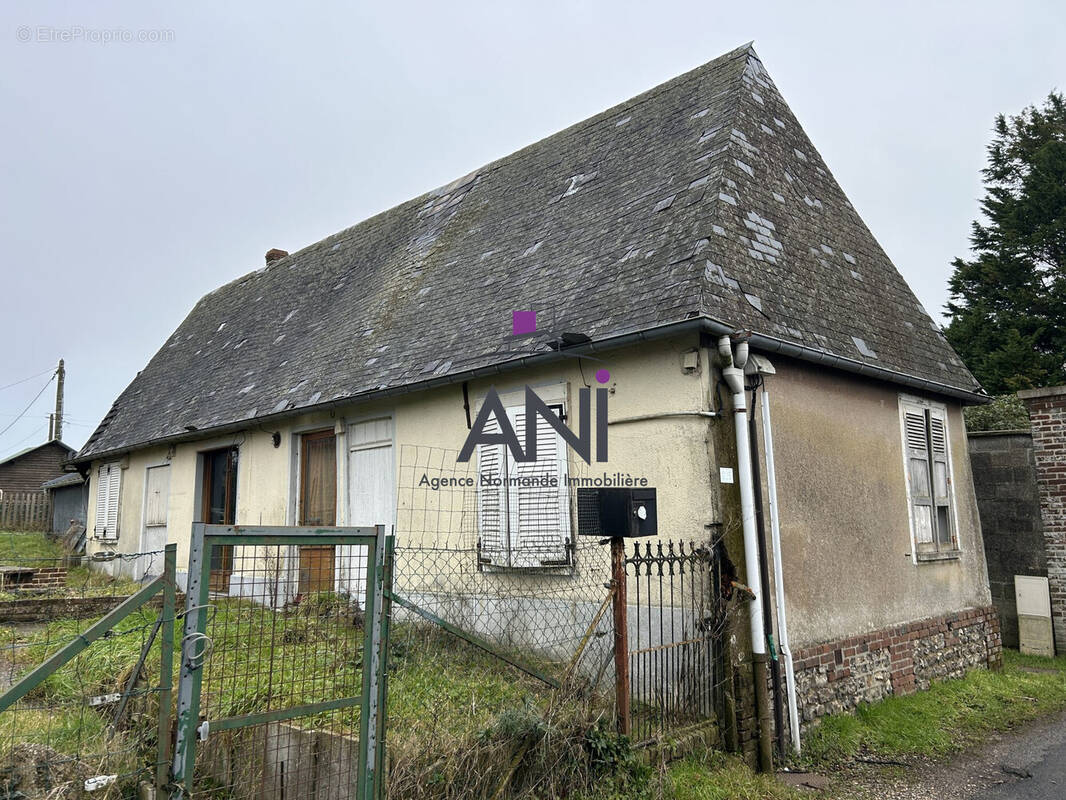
916, 550, 962, 563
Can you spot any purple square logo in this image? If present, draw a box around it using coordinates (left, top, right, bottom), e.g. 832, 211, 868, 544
512, 310, 537, 336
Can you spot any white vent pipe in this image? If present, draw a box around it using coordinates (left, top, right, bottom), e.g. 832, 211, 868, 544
718, 335, 766, 656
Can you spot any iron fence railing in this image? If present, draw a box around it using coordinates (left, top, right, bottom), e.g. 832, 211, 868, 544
626, 538, 727, 743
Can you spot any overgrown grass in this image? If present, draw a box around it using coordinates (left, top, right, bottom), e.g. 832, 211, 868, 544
574, 753, 799, 800
801, 649, 1066, 766
0, 530, 64, 561
0, 530, 143, 599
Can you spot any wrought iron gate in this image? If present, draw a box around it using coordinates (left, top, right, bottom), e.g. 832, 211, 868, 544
172, 524, 392, 800
625, 539, 726, 742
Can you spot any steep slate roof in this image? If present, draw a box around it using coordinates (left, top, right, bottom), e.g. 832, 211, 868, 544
78, 43, 981, 461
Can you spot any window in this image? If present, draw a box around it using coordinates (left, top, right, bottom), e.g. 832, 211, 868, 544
900, 397, 957, 558
94, 461, 122, 540
477, 402, 572, 568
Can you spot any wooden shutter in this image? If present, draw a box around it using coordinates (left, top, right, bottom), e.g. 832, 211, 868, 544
145, 465, 170, 527
928, 408, 954, 548
902, 405, 934, 549
476, 411, 507, 566
508, 405, 569, 567
94, 461, 121, 540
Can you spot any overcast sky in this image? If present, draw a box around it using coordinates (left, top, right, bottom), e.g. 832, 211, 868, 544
0, 1, 1062, 458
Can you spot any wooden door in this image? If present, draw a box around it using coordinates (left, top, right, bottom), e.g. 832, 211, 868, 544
298, 429, 337, 595
342, 418, 394, 598
139, 464, 170, 579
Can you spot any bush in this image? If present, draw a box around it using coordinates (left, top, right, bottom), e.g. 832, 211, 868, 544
964, 394, 1030, 432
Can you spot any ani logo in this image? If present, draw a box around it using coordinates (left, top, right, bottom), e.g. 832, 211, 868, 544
457, 311, 611, 464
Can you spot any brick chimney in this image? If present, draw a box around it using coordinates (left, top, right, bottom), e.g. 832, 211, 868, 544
265, 248, 289, 264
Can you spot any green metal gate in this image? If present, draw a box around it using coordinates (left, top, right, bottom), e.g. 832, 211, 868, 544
171, 524, 393, 800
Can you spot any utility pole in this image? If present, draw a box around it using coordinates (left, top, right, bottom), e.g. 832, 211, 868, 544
53, 359, 64, 441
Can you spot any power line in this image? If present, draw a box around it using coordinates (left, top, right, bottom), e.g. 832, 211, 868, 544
0, 373, 56, 439
2, 423, 49, 454
0, 367, 55, 393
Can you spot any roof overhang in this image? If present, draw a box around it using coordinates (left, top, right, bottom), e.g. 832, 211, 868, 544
75, 315, 987, 464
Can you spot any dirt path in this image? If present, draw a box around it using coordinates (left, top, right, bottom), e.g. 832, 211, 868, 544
825, 708, 1066, 799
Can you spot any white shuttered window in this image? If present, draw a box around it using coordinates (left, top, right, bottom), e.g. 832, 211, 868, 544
94, 461, 122, 540
900, 398, 957, 557
477, 402, 571, 568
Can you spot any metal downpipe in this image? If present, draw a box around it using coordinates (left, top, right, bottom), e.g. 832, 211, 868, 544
761, 387, 801, 753
719, 334, 773, 772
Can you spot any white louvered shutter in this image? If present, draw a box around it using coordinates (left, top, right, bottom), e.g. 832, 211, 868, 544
476, 411, 507, 566
928, 408, 954, 548
94, 462, 122, 541
902, 405, 934, 550
94, 464, 109, 537
508, 406, 569, 567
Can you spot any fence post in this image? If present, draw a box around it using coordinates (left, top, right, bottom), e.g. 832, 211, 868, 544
611, 536, 631, 736
156, 543, 177, 793
375, 533, 394, 799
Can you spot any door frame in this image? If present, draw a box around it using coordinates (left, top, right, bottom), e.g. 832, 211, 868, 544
297, 427, 339, 595
199, 445, 239, 591
139, 461, 171, 578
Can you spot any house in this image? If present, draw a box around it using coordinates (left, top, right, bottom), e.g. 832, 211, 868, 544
0, 440, 75, 494
73, 43, 999, 751
0, 440, 76, 532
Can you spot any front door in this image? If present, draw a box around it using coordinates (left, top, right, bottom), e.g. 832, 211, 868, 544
202, 447, 238, 592
298, 429, 337, 595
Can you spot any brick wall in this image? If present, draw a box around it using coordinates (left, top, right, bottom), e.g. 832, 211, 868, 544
791, 606, 1001, 726
1019, 386, 1066, 652
968, 431, 1046, 648
0, 566, 67, 592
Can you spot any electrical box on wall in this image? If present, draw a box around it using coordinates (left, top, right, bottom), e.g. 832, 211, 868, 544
577, 488, 657, 538
1016, 575, 1055, 657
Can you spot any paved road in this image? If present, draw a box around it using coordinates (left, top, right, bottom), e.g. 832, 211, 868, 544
982, 711, 1066, 800
834, 709, 1066, 799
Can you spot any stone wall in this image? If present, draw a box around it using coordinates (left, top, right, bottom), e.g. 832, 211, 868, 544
791, 606, 1001, 726
1019, 386, 1066, 652
968, 431, 1046, 648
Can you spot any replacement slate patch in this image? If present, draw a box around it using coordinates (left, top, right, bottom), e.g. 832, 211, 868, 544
852, 336, 878, 358
654, 195, 676, 212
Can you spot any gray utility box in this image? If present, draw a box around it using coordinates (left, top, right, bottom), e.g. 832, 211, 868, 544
576, 488, 657, 538
1015, 575, 1055, 657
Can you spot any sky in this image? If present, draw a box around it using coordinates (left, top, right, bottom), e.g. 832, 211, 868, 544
0, 1, 1063, 459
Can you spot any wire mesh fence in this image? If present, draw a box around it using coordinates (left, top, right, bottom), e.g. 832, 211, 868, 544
383, 445, 733, 797
0, 531, 173, 799
0, 441, 738, 798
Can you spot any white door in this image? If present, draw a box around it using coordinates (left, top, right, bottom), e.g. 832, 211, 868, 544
138, 465, 170, 579
342, 418, 395, 601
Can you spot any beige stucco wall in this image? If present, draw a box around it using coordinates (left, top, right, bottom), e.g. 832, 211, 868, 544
86, 335, 721, 577
763, 356, 991, 647
84, 339, 991, 645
